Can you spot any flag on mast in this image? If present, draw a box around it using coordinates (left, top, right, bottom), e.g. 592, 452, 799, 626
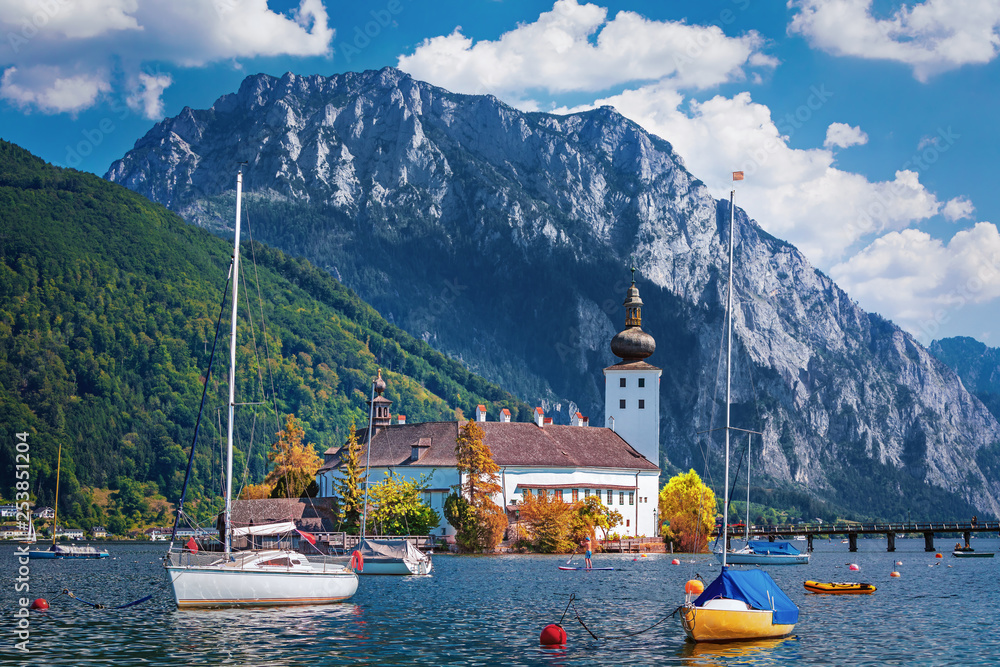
732, 171, 744, 181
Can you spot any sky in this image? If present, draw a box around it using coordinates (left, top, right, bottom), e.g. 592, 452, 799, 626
2, 0, 1000, 347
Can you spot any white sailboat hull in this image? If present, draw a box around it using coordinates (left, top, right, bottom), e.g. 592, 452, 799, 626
166, 550, 358, 608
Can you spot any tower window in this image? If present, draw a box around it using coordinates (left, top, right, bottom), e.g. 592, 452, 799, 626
619, 399, 626, 409
629, 492, 634, 505
572, 489, 579, 502
606, 490, 612, 504
638, 378, 645, 388
638, 399, 645, 409
619, 492, 625, 505
619, 378, 626, 388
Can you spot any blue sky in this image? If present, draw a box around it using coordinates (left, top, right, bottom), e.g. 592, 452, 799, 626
2, 0, 999, 346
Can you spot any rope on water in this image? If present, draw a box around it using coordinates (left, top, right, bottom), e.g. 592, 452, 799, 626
62, 587, 157, 610
564, 593, 679, 641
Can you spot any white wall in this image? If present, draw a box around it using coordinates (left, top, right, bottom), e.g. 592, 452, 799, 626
321, 464, 661, 538
603, 368, 662, 467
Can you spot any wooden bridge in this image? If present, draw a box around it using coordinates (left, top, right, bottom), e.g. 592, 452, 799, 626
716, 521, 1000, 552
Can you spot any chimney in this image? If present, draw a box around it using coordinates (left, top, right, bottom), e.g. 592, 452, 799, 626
534, 407, 545, 427
543, 417, 553, 425
475, 404, 487, 422
582, 415, 589, 427
397, 415, 406, 425
500, 408, 511, 423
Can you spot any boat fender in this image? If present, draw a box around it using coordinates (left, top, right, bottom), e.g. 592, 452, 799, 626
350, 550, 364, 572
30, 599, 49, 610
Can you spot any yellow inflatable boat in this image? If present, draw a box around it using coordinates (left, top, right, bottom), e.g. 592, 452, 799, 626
803, 581, 876, 594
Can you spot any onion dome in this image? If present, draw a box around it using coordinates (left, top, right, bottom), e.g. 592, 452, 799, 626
374, 368, 386, 395
610, 272, 656, 361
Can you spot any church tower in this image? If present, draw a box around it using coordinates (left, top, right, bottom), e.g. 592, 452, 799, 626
603, 269, 662, 466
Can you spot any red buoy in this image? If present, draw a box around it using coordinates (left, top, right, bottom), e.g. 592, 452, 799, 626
540, 623, 567, 646
671, 558, 680, 565
935, 553, 943, 559
30, 599, 49, 610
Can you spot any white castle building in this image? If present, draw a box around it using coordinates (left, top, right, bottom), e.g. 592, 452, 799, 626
317, 277, 663, 538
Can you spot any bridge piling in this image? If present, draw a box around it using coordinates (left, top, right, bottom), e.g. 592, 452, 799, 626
848, 533, 858, 552
924, 531, 935, 552
887, 532, 895, 552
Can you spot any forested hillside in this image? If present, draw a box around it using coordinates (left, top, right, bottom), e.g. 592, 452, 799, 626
0, 140, 529, 533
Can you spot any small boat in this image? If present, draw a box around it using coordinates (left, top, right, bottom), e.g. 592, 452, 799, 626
804, 580, 876, 594
952, 547, 994, 558
679, 179, 798, 643
20, 518, 36, 544
793, 535, 806, 541
28, 543, 109, 559
558, 566, 615, 571
28, 443, 110, 560
164, 169, 358, 608
354, 538, 433, 575
717, 540, 810, 565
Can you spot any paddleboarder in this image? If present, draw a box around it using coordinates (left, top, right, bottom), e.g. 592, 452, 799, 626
583, 536, 593, 570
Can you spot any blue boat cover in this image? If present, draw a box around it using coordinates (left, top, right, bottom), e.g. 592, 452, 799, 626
747, 540, 801, 556
694, 567, 799, 625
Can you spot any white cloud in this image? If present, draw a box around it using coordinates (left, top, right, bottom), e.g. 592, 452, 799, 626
788, 0, 1000, 81
126, 71, 172, 119
824, 122, 868, 149
830, 223, 1000, 341
943, 196, 975, 222
0, 66, 110, 113
0, 0, 333, 117
0, 0, 139, 41
397, 0, 771, 100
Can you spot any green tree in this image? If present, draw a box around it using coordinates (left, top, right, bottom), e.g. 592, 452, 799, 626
334, 423, 365, 533
659, 469, 717, 553
265, 414, 323, 498
451, 420, 506, 552
367, 471, 440, 535
519, 490, 576, 553
574, 495, 621, 541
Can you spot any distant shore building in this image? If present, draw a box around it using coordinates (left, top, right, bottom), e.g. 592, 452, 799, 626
318, 278, 662, 538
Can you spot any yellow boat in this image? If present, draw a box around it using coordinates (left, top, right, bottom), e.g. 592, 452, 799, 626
804, 580, 876, 594
681, 599, 796, 642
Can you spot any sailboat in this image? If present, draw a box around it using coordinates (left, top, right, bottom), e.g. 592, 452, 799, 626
164, 169, 358, 607
680, 175, 799, 642
29, 443, 109, 559
352, 370, 433, 576
20, 517, 36, 544
715, 435, 809, 565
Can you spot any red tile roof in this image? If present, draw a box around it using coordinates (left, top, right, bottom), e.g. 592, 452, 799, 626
324, 421, 658, 471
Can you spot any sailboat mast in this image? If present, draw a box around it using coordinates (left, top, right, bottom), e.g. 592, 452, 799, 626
51, 443, 61, 546
224, 169, 244, 557
722, 187, 736, 568
360, 377, 376, 538
745, 434, 751, 542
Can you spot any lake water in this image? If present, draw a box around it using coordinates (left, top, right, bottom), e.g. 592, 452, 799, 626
3, 537, 998, 665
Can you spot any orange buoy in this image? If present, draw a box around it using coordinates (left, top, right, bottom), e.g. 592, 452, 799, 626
935, 553, 943, 559
685, 579, 705, 595
671, 558, 680, 565
30, 599, 49, 610
540, 624, 567, 646
890, 571, 901, 577
350, 550, 364, 572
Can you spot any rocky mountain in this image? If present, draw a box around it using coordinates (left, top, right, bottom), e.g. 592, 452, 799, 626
106, 67, 1000, 520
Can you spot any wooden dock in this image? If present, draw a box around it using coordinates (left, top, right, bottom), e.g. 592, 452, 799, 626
716, 521, 1000, 552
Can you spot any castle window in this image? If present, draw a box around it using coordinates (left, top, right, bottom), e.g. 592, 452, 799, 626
555, 489, 563, 502
619, 378, 626, 388
619, 492, 625, 505
606, 490, 612, 504
638, 399, 645, 409
619, 399, 626, 409
572, 489, 579, 502
638, 378, 645, 388
629, 492, 634, 505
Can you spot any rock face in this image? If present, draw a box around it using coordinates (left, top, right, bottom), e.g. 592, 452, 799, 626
107, 67, 1000, 519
